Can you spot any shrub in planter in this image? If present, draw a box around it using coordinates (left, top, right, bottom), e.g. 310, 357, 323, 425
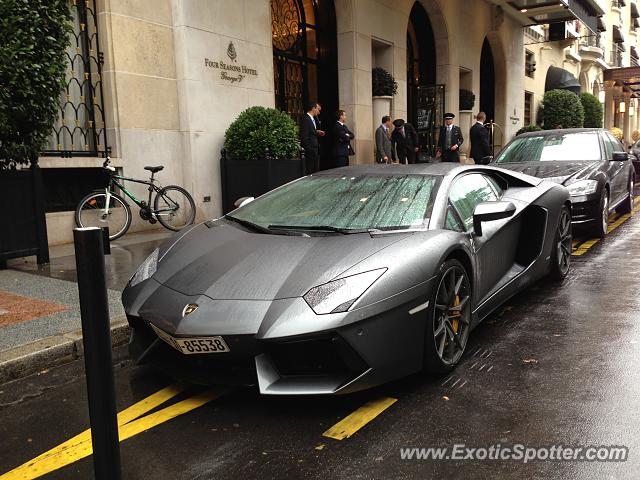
542, 89, 584, 129
372, 68, 398, 96
516, 124, 543, 136
459, 89, 476, 111
580, 92, 603, 128
632, 130, 640, 143
609, 127, 624, 142
0, 0, 71, 169
224, 106, 300, 160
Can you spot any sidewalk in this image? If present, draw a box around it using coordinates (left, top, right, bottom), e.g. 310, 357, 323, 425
0, 229, 172, 383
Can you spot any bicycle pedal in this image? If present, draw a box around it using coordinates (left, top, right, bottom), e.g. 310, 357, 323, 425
149, 218, 157, 224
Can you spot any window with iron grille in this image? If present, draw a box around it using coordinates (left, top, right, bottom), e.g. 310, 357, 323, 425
524, 91, 533, 126
43, 0, 108, 158
525, 50, 536, 78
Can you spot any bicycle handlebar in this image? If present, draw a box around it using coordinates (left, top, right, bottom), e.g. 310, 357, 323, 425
103, 156, 115, 172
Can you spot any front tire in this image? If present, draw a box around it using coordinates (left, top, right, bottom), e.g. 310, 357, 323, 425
75, 191, 132, 241
589, 189, 609, 238
154, 185, 196, 231
424, 259, 472, 374
549, 205, 572, 282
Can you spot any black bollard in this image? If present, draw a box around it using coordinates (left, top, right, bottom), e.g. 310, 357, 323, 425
73, 227, 122, 480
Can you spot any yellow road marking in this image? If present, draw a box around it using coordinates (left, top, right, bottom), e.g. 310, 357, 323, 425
0, 385, 225, 480
322, 397, 397, 441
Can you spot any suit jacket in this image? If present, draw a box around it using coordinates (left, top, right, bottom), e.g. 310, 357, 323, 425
332, 122, 354, 157
299, 114, 319, 153
391, 124, 419, 158
437, 125, 463, 153
470, 122, 491, 163
375, 125, 394, 162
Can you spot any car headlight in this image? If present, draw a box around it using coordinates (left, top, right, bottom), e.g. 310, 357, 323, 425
303, 268, 387, 315
567, 180, 598, 197
129, 248, 159, 287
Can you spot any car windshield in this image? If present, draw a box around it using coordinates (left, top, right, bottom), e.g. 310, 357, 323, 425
228, 174, 440, 232
495, 132, 602, 163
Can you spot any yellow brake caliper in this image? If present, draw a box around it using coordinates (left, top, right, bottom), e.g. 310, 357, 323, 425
451, 295, 461, 333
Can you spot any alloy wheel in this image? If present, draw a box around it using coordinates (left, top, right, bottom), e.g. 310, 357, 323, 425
601, 194, 609, 234
556, 207, 572, 276
433, 265, 471, 365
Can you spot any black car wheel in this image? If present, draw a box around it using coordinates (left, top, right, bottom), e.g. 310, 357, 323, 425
590, 190, 609, 238
424, 259, 471, 374
616, 176, 634, 215
549, 205, 572, 281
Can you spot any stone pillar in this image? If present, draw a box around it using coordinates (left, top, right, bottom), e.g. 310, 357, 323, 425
623, 92, 632, 146
604, 81, 616, 130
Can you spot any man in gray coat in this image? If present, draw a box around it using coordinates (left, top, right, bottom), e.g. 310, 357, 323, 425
375, 115, 395, 163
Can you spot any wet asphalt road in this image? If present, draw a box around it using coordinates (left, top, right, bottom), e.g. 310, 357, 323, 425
2, 214, 640, 479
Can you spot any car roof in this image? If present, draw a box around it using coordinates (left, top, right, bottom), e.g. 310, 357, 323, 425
517, 127, 604, 138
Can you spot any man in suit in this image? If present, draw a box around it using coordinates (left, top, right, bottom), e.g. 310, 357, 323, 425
437, 112, 463, 163
391, 119, 419, 164
470, 111, 492, 165
299, 101, 325, 174
332, 109, 355, 168
375, 115, 394, 164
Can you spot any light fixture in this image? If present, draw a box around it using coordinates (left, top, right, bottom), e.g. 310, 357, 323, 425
620, 101, 626, 113
598, 90, 606, 103
630, 104, 636, 116
521, 8, 528, 13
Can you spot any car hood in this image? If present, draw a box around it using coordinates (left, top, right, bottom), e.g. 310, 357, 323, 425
153, 221, 412, 300
496, 161, 599, 184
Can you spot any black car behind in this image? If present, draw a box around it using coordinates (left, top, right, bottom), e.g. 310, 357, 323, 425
492, 128, 635, 237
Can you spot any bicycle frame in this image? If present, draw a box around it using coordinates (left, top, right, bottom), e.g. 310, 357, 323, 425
99, 173, 180, 219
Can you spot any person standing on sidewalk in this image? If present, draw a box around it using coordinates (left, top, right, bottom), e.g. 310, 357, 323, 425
437, 113, 463, 163
391, 119, 419, 164
332, 109, 355, 168
299, 101, 325, 174
375, 115, 394, 164
470, 112, 492, 165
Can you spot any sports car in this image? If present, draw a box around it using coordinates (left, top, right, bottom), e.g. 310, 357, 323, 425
122, 163, 571, 395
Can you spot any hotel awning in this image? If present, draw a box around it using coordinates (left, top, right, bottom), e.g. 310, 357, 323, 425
506, 0, 605, 34
613, 25, 626, 43
631, 46, 639, 60
597, 15, 606, 31
545, 66, 582, 94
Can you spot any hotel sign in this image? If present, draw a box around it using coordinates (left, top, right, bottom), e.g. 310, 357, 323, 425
204, 41, 259, 84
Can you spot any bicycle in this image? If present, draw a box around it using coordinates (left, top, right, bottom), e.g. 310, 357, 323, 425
75, 157, 196, 241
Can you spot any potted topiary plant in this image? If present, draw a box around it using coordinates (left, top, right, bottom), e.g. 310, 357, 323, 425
221, 106, 303, 213
542, 89, 584, 129
580, 92, 603, 128
459, 89, 476, 111
0, 0, 70, 267
515, 124, 543, 136
371, 68, 397, 135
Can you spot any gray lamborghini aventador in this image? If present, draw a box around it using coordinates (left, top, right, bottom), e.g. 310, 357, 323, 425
122, 163, 572, 395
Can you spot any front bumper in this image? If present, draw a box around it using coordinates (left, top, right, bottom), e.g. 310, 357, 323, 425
568, 194, 600, 224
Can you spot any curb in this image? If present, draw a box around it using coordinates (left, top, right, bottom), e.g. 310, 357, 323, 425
0, 316, 130, 384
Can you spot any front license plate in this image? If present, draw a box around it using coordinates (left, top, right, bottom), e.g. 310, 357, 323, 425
150, 324, 230, 355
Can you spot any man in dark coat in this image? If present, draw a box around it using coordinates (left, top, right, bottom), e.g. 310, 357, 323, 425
391, 119, 419, 164
437, 112, 463, 163
299, 101, 325, 174
332, 109, 355, 168
470, 111, 492, 165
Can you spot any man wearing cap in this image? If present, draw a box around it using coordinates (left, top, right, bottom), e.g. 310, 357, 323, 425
437, 113, 463, 163
391, 119, 419, 164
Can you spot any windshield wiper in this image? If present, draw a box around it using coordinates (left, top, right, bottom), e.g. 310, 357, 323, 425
225, 215, 273, 234
267, 224, 370, 234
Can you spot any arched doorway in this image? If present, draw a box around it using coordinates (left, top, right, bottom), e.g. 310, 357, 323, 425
480, 38, 495, 123
271, 0, 338, 167
407, 1, 442, 158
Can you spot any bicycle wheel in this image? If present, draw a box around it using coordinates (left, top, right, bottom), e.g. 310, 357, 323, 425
154, 185, 196, 231
75, 191, 132, 241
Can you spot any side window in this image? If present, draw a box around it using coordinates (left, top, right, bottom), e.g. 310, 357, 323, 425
486, 176, 504, 198
449, 174, 498, 230
603, 134, 615, 160
445, 206, 465, 232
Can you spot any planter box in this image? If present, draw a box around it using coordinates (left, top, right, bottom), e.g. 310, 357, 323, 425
0, 167, 49, 267
220, 152, 306, 214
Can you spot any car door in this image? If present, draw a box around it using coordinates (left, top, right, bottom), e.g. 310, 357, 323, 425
447, 173, 520, 306
602, 132, 627, 205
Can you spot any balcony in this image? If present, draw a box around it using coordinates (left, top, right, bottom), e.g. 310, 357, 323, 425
502, 0, 604, 34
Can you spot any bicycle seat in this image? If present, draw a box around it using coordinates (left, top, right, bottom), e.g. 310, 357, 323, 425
144, 165, 164, 173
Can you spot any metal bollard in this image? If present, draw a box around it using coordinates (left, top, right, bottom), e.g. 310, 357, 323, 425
73, 227, 122, 480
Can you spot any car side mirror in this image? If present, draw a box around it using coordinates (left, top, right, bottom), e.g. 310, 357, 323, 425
612, 151, 629, 162
472, 201, 516, 236
234, 196, 255, 208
